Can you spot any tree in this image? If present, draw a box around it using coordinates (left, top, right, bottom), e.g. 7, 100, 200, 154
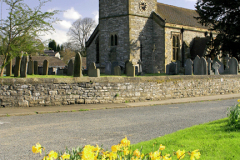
0, 0, 58, 76
56, 44, 60, 52
195, 0, 240, 58
67, 17, 96, 57
48, 40, 57, 51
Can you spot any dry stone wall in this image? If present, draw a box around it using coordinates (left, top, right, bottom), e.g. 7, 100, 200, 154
0, 75, 240, 107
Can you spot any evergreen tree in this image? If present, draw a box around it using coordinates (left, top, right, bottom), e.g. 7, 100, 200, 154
56, 44, 60, 52
196, 0, 240, 58
48, 40, 57, 51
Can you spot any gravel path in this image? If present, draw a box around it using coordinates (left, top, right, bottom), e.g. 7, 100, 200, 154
0, 99, 236, 160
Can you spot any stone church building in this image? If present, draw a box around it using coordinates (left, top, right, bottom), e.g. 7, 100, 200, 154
86, 0, 210, 74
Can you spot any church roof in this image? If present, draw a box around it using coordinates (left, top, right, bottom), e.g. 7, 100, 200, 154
156, 3, 208, 29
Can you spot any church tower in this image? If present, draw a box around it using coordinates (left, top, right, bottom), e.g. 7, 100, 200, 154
98, 0, 157, 73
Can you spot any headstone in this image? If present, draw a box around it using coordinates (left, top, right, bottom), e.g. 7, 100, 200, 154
114, 66, 121, 76
184, 59, 193, 75
223, 54, 230, 74
14, 56, 21, 77
67, 59, 74, 76
193, 55, 201, 75
43, 60, 49, 75
212, 61, 220, 75
169, 62, 177, 75
38, 67, 43, 75
105, 61, 112, 75
166, 64, 170, 75
57, 68, 64, 75
138, 60, 143, 73
20, 54, 29, 78
111, 61, 118, 75
6, 56, 12, 76
126, 61, 135, 77
74, 52, 83, 77
229, 57, 238, 74
200, 57, 207, 75
34, 61, 38, 75
48, 68, 54, 75
207, 58, 214, 75
213, 56, 224, 74
27, 60, 34, 75
88, 62, 100, 77
135, 66, 139, 75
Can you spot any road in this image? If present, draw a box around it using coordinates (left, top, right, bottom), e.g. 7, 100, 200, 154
0, 99, 236, 160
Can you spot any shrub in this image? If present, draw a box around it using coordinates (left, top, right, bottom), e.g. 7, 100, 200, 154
227, 100, 240, 129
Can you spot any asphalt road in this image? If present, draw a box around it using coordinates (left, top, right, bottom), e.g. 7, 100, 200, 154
0, 99, 236, 160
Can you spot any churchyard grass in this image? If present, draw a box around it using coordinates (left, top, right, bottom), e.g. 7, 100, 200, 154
131, 118, 240, 160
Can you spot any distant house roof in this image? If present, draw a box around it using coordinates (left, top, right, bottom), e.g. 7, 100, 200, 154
156, 3, 208, 29
44, 50, 59, 57
0, 56, 66, 68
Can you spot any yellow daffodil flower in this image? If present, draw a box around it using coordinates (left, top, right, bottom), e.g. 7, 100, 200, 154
190, 149, 201, 160
123, 148, 130, 156
133, 149, 141, 158
111, 145, 121, 152
176, 150, 185, 159
163, 154, 172, 160
237, 99, 240, 103
159, 144, 165, 151
48, 150, 58, 159
149, 151, 161, 160
61, 153, 70, 160
32, 143, 43, 155
43, 156, 50, 160
121, 137, 130, 147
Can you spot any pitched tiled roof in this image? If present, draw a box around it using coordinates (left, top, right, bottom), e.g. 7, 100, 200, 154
156, 3, 208, 29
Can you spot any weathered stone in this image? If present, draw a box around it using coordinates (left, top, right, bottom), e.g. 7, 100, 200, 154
193, 55, 200, 75
74, 52, 83, 77
88, 62, 100, 77
213, 56, 224, 74
126, 61, 135, 77
34, 61, 38, 75
167, 62, 177, 75
114, 66, 121, 76
27, 60, 34, 75
105, 61, 112, 75
200, 57, 207, 75
207, 58, 214, 75
111, 61, 119, 75
184, 59, 193, 75
67, 59, 74, 76
212, 61, 220, 75
229, 57, 238, 74
20, 54, 29, 78
43, 60, 49, 75
14, 56, 21, 77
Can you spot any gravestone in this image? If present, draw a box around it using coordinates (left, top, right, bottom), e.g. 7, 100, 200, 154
105, 61, 112, 75
207, 58, 214, 75
48, 68, 55, 75
20, 54, 29, 78
168, 62, 177, 75
166, 64, 170, 75
74, 52, 83, 77
229, 57, 238, 74
38, 67, 43, 75
126, 61, 135, 77
27, 60, 34, 75
193, 55, 201, 75
67, 59, 74, 76
43, 60, 49, 75
57, 68, 64, 75
6, 56, 12, 76
213, 56, 224, 74
135, 66, 139, 75
88, 62, 100, 77
114, 66, 121, 76
111, 61, 118, 75
200, 57, 207, 75
34, 61, 38, 75
184, 59, 193, 75
212, 61, 220, 75
14, 56, 22, 77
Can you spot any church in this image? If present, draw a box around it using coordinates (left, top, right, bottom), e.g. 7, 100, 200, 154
86, 0, 211, 74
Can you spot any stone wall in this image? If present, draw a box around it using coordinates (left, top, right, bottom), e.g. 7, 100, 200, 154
1, 75, 240, 107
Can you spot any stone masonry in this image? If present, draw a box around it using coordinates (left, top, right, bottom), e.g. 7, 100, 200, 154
0, 75, 240, 107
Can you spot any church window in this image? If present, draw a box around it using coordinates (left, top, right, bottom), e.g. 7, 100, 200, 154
172, 35, 180, 61
110, 34, 118, 46
111, 35, 114, 46
115, 35, 118, 46
96, 36, 100, 63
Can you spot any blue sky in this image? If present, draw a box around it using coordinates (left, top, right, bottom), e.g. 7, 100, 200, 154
1, 0, 197, 45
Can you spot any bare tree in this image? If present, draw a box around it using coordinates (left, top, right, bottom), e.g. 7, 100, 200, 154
67, 17, 96, 57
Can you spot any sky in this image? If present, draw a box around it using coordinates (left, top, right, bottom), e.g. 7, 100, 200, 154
1, 0, 197, 45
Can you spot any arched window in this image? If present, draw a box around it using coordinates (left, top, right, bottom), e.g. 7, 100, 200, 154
115, 35, 118, 46
96, 36, 100, 63
111, 35, 114, 46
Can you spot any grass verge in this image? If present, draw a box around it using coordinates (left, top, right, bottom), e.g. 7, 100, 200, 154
131, 118, 240, 160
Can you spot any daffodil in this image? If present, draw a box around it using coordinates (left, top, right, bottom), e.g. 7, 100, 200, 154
163, 154, 172, 160
237, 99, 240, 103
48, 150, 58, 159
123, 147, 130, 156
111, 145, 121, 152
159, 144, 165, 151
43, 156, 50, 160
176, 150, 185, 159
149, 151, 161, 160
61, 153, 70, 160
32, 143, 43, 155
133, 149, 141, 158
190, 149, 201, 160
121, 137, 130, 147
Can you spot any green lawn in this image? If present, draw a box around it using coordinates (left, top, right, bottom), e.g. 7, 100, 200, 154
131, 118, 240, 160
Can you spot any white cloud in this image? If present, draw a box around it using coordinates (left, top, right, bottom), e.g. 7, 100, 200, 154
92, 11, 99, 24
185, 0, 196, 2
57, 20, 72, 29
63, 7, 82, 20
40, 29, 70, 45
